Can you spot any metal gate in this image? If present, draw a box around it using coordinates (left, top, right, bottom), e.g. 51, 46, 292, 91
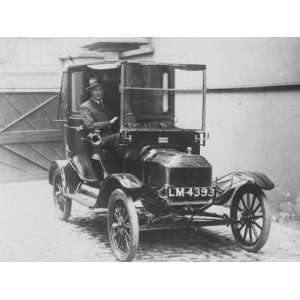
0, 92, 64, 182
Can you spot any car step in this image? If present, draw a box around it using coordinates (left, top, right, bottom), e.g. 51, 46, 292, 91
65, 192, 97, 208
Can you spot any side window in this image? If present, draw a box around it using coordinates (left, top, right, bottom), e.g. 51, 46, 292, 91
71, 71, 84, 113
61, 71, 69, 116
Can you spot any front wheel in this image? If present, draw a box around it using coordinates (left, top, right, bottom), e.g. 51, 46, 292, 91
53, 169, 72, 221
107, 188, 139, 261
230, 185, 271, 252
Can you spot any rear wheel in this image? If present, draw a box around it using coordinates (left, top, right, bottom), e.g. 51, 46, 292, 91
230, 185, 271, 252
53, 169, 72, 221
107, 188, 139, 261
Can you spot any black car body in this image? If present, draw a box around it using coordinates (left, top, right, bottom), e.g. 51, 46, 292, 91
49, 61, 274, 261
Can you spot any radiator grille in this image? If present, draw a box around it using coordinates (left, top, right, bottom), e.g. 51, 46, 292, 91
169, 167, 212, 187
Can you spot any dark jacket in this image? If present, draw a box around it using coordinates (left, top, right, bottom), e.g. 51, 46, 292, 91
80, 98, 113, 133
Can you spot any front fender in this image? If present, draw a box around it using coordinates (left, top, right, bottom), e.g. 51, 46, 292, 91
107, 173, 144, 189
215, 171, 274, 191
239, 171, 275, 190
213, 171, 274, 205
96, 173, 144, 208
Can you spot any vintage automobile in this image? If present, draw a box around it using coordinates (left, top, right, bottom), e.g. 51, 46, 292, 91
49, 61, 274, 261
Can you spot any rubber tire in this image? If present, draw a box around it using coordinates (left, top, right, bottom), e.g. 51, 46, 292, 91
107, 188, 139, 262
230, 185, 271, 252
53, 169, 72, 221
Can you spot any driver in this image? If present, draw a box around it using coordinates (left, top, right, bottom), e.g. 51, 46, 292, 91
81, 78, 119, 148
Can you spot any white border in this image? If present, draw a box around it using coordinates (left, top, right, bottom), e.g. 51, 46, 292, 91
0, 1, 300, 299
0, 0, 299, 36
0, 262, 299, 300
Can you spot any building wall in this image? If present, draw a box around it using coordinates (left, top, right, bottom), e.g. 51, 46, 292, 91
202, 90, 300, 195
150, 37, 300, 88
149, 38, 300, 201
2, 37, 299, 89
0, 37, 300, 202
0, 38, 95, 90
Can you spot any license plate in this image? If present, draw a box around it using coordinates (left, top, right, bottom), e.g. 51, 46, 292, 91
166, 186, 215, 199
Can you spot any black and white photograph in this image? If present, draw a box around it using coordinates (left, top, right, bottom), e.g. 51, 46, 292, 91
1, 1, 300, 299
0, 37, 300, 262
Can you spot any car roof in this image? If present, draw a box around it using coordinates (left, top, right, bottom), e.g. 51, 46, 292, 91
67, 60, 206, 72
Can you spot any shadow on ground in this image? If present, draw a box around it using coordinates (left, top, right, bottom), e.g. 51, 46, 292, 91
66, 211, 248, 261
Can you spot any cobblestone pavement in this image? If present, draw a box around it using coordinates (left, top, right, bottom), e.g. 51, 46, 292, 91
0, 180, 300, 261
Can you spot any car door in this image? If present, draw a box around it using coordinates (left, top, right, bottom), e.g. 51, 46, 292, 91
66, 69, 86, 155
66, 68, 97, 181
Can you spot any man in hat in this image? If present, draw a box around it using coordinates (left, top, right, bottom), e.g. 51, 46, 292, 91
80, 78, 119, 148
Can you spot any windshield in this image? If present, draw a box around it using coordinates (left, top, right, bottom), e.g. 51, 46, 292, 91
122, 63, 205, 131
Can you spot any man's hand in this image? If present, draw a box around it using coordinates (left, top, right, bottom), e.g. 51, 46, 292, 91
110, 116, 119, 125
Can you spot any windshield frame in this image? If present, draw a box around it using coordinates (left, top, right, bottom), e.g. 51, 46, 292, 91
120, 62, 207, 132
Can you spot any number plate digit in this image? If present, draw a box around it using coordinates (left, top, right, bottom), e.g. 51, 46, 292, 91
208, 188, 215, 197
194, 187, 201, 197
200, 188, 208, 197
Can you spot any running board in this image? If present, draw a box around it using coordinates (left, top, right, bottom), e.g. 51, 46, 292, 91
65, 192, 97, 208
139, 218, 228, 232
65, 183, 100, 208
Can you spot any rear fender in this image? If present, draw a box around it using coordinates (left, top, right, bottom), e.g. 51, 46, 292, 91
49, 160, 69, 185
214, 171, 274, 204
96, 173, 144, 208
48, 160, 81, 193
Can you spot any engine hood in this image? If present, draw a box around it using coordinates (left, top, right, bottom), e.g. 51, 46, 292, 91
143, 149, 211, 169
142, 148, 213, 206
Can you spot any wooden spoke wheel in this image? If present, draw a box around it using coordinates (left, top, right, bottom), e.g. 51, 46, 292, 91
107, 188, 139, 262
230, 185, 271, 252
53, 169, 72, 221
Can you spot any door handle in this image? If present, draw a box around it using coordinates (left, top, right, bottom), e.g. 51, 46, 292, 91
66, 125, 85, 132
